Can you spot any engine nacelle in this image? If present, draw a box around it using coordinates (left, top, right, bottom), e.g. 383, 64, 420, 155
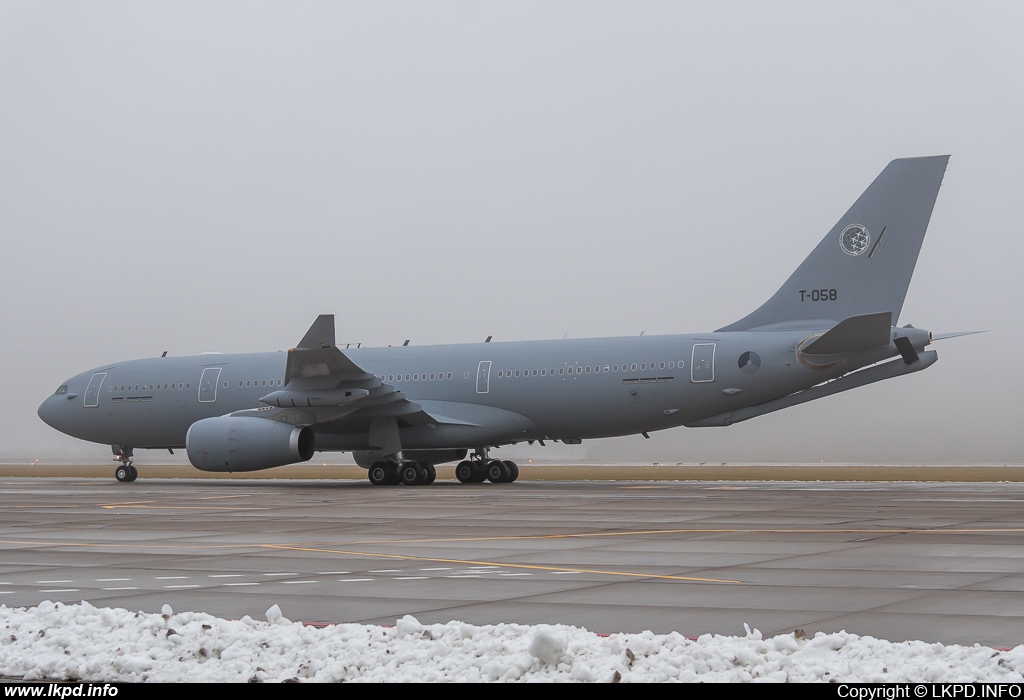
186, 416, 315, 472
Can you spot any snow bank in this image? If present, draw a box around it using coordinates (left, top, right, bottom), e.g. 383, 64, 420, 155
1, 601, 1022, 682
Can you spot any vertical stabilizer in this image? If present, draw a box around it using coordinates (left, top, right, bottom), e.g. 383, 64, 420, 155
717, 156, 949, 332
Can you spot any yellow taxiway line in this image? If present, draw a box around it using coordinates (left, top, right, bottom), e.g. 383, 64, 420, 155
258, 543, 739, 584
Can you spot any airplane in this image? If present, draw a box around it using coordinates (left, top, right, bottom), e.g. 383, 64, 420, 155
39, 155, 961, 486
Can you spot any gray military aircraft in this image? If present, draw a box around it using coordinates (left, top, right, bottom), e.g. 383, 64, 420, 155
39, 156, 959, 486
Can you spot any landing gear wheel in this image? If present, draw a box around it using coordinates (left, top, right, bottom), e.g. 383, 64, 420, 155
127, 466, 139, 482
471, 464, 488, 483
368, 462, 390, 486
486, 459, 508, 483
401, 463, 425, 486
455, 461, 475, 484
422, 463, 436, 485
503, 461, 519, 483
115, 465, 133, 483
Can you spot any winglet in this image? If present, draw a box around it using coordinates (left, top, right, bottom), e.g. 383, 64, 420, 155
297, 315, 336, 350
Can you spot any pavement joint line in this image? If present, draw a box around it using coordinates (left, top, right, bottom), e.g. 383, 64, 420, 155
315, 527, 1024, 546
257, 543, 739, 584
3, 526, 1022, 554
99, 505, 268, 511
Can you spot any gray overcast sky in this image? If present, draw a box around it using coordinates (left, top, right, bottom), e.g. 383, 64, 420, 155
1, 2, 1021, 465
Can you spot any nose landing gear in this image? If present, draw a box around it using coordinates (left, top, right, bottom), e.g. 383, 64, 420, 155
112, 446, 138, 483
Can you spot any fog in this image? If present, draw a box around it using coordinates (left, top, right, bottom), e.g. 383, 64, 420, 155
2, 2, 1020, 465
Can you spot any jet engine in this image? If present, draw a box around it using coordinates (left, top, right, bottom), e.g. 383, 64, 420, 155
186, 416, 315, 472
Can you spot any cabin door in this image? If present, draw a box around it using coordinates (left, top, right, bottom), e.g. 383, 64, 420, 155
199, 367, 222, 403
476, 361, 492, 394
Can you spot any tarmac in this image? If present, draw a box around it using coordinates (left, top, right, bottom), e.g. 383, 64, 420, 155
1, 465, 1023, 647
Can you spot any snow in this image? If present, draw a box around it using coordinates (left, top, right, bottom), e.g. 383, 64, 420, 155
1, 601, 1022, 682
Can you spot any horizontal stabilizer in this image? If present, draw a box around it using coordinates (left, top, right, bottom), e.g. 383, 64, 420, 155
801, 312, 892, 355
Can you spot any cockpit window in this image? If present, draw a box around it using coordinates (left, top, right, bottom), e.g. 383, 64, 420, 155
55, 385, 68, 395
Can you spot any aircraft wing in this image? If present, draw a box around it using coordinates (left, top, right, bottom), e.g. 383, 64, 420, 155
251, 315, 439, 429
284, 314, 376, 384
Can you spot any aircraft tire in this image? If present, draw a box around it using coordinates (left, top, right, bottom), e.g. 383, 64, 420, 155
115, 466, 132, 483
455, 461, 474, 483
485, 460, 507, 483
368, 462, 390, 486
422, 463, 436, 485
400, 463, 423, 486
471, 464, 488, 483
503, 461, 519, 483
127, 466, 139, 482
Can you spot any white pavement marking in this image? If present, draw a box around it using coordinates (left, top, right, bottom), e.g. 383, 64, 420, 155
209, 574, 243, 578
224, 583, 259, 587
317, 571, 349, 575
499, 573, 532, 577
40, 589, 78, 593
37, 580, 72, 584
96, 578, 131, 582
339, 578, 373, 582
262, 573, 298, 577
369, 569, 400, 573
282, 580, 317, 585
395, 576, 428, 580
155, 576, 188, 580
419, 567, 450, 571
102, 587, 138, 591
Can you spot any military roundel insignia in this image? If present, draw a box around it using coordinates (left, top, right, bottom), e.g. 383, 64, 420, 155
839, 224, 870, 256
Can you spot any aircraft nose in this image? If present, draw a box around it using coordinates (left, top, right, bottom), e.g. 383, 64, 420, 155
37, 395, 62, 430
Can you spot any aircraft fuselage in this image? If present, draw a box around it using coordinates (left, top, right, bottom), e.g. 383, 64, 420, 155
38, 328, 908, 453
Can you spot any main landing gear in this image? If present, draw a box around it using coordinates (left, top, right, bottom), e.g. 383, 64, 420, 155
366, 461, 436, 487
455, 448, 519, 485
365, 448, 517, 486
112, 446, 138, 483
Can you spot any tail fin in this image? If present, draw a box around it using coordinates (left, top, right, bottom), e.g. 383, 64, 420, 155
717, 156, 949, 332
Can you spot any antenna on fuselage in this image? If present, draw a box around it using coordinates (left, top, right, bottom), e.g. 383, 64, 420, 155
161, 351, 167, 357
403, 340, 410, 346
485, 336, 492, 343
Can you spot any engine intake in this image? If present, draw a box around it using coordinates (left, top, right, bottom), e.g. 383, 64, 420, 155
186, 416, 315, 472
